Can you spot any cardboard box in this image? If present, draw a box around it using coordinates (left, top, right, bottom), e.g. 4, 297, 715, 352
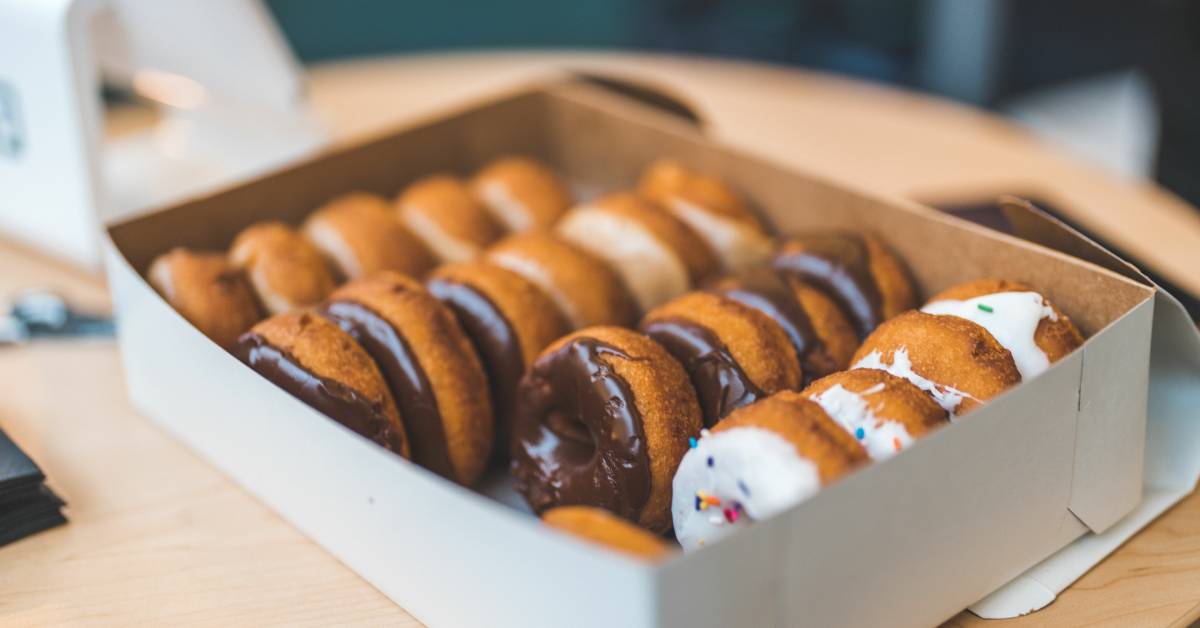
102, 79, 1200, 627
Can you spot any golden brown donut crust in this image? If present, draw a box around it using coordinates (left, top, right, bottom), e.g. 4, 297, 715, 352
429, 261, 569, 368
864, 235, 918, 320
396, 174, 502, 260
926, 278, 1084, 363
542, 505, 671, 560
229, 222, 335, 314
851, 311, 1021, 415
803, 368, 949, 437
486, 231, 637, 329
248, 311, 409, 458
789, 279, 860, 374
302, 192, 435, 280
329, 272, 492, 485
588, 192, 719, 283
714, 391, 868, 483
539, 326, 702, 532
637, 159, 762, 230
148, 248, 263, 350
642, 291, 802, 396
471, 156, 572, 230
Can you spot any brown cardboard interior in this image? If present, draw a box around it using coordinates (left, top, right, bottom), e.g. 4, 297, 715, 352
110, 82, 1154, 337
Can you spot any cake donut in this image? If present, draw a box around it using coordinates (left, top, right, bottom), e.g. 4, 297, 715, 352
320, 272, 492, 485
556, 192, 719, 313
637, 159, 773, 274
773, 233, 916, 338
922, 279, 1084, 380
228, 222, 336, 315
302, 192, 435, 280
803, 369, 948, 460
511, 326, 702, 533
396, 174, 503, 264
235, 311, 409, 457
851, 311, 1021, 418
640, 291, 802, 427
486, 232, 637, 329
707, 269, 859, 384
672, 391, 867, 551
471, 156, 573, 232
148, 248, 263, 350
542, 506, 671, 560
427, 261, 570, 461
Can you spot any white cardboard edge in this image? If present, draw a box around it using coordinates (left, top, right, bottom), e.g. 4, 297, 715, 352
970, 289, 1200, 618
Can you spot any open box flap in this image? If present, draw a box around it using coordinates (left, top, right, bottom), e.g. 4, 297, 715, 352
969, 198, 1200, 618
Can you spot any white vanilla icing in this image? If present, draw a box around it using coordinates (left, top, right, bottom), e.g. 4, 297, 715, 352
921, 291, 1057, 380
809, 384, 913, 460
667, 198, 773, 274
672, 427, 821, 551
477, 181, 533, 232
488, 250, 584, 328
401, 209, 480, 264
556, 207, 690, 312
853, 348, 978, 419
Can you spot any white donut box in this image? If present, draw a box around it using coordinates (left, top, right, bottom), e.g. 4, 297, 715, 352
103, 77, 1200, 628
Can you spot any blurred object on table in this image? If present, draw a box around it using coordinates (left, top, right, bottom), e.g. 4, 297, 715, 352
0, 425, 66, 547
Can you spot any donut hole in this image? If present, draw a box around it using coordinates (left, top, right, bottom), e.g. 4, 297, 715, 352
546, 409, 596, 461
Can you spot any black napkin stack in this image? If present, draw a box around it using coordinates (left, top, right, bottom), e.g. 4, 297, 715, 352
0, 426, 66, 546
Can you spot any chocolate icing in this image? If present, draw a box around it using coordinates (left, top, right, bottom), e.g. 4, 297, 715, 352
772, 233, 883, 337
641, 317, 765, 427
427, 277, 524, 460
707, 269, 829, 384
510, 337, 651, 520
235, 333, 406, 452
321, 300, 456, 479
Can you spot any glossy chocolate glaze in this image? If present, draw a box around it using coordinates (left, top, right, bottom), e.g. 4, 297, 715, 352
321, 300, 456, 479
773, 233, 883, 337
235, 333, 406, 452
427, 277, 524, 460
510, 337, 651, 520
707, 269, 829, 384
641, 317, 765, 427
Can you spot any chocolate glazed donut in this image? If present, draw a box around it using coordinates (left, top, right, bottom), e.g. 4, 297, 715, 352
512, 327, 701, 533
707, 269, 839, 385
235, 312, 410, 457
773, 233, 916, 338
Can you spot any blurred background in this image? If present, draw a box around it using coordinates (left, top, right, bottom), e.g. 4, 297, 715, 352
263, 0, 1200, 207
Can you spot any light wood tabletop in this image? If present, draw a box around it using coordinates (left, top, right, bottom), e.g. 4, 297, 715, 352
1, 52, 1198, 627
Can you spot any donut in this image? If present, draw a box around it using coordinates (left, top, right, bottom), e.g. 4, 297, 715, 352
511, 326, 702, 533
234, 311, 409, 457
148, 248, 263, 350
320, 272, 492, 485
427, 261, 570, 461
706, 269, 858, 384
542, 506, 671, 560
803, 369, 948, 460
302, 192, 435, 280
922, 279, 1084, 380
671, 391, 867, 551
486, 232, 637, 329
395, 174, 502, 264
556, 192, 718, 312
228, 222, 336, 315
851, 311, 1021, 418
773, 233, 916, 337
637, 159, 773, 273
640, 291, 802, 427
471, 156, 572, 232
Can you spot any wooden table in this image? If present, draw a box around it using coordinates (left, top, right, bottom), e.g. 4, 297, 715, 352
2, 52, 1198, 627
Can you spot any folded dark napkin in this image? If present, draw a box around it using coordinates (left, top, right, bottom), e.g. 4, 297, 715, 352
0, 426, 66, 546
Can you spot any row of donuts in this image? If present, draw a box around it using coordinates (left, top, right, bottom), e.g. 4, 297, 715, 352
506, 278, 1086, 556
145, 157, 779, 487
